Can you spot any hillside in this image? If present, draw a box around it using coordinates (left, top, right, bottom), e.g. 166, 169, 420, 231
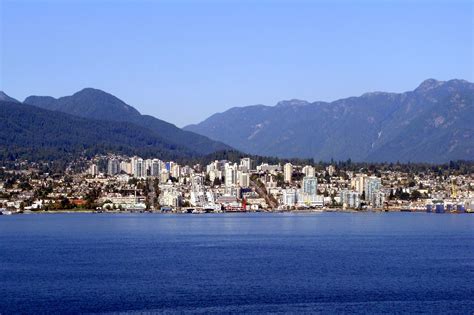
185, 79, 474, 163
0, 101, 197, 162
24, 88, 232, 155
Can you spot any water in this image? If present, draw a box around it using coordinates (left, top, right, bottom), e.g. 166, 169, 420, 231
0, 212, 473, 314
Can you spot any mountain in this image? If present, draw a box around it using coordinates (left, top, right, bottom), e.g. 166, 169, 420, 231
0, 101, 197, 162
0, 91, 19, 103
24, 88, 141, 121
24, 88, 231, 155
185, 79, 474, 163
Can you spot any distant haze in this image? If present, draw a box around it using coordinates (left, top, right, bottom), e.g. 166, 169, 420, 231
1, 0, 472, 127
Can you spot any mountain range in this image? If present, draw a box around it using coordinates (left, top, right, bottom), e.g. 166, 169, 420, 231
185, 79, 474, 163
1, 78, 472, 164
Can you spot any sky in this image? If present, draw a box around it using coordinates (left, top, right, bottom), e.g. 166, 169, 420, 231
1, 0, 473, 127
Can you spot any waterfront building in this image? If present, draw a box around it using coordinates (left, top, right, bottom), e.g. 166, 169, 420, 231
190, 175, 206, 206
340, 190, 360, 209
371, 190, 385, 208
159, 187, 181, 208
297, 176, 323, 207
282, 188, 297, 206
365, 176, 382, 203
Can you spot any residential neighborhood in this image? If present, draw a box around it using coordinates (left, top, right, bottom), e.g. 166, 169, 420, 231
1, 156, 473, 214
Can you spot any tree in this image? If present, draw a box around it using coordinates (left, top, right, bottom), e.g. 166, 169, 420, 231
276, 173, 285, 187
181, 200, 191, 207
60, 197, 71, 209
85, 187, 101, 209
128, 178, 139, 185
411, 190, 422, 200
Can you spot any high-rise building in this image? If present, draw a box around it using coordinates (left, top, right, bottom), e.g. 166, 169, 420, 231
303, 176, 318, 195
257, 163, 281, 173
297, 176, 322, 207
240, 158, 253, 171
160, 170, 170, 183
89, 164, 98, 176
340, 190, 360, 209
225, 163, 237, 187
372, 190, 385, 208
120, 161, 132, 175
159, 187, 181, 208
166, 161, 174, 172
131, 157, 145, 178
107, 158, 120, 176
150, 159, 161, 177
282, 188, 297, 206
365, 176, 382, 203
190, 175, 206, 206
284, 163, 293, 183
239, 173, 250, 188
351, 174, 367, 194
171, 164, 180, 179
144, 159, 153, 176
302, 165, 315, 177
209, 169, 221, 184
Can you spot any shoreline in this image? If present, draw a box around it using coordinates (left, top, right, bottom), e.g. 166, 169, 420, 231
3, 208, 471, 215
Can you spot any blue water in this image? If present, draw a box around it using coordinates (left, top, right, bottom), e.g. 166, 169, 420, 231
0, 212, 473, 314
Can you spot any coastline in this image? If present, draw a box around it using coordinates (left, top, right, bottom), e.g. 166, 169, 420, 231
4, 208, 471, 215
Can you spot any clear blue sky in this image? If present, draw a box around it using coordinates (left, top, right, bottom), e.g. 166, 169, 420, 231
1, 0, 472, 127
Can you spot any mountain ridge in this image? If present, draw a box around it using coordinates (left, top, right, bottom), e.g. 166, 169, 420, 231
0, 91, 20, 103
184, 79, 474, 163
23, 88, 232, 155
